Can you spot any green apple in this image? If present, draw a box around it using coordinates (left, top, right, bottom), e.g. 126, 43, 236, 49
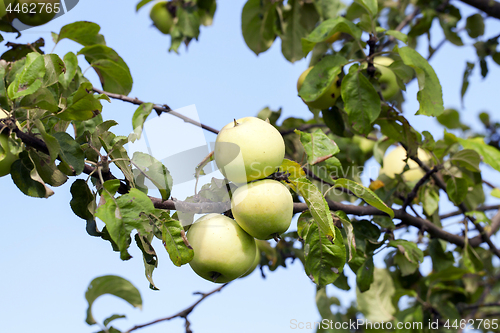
187, 213, 257, 283
0, 112, 19, 177
353, 135, 375, 154
16, 0, 59, 26
240, 245, 261, 278
231, 179, 293, 240
297, 67, 341, 110
214, 117, 285, 184
373, 56, 399, 100
380, 146, 431, 182
150, 1, 174, 34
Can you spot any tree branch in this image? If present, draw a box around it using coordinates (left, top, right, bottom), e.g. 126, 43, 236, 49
459, 0, 500, 20
92, 87, 220, 135
439, 204, 500, 219
124, 283, 229, 333
403, 166, 439, 210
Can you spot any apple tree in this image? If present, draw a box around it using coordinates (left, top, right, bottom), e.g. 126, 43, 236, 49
1, 0, 500, 332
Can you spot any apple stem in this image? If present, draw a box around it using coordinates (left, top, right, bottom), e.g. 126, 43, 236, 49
211, 272, 222, 283
272, 233, 281, 242
233, 119, 239, 127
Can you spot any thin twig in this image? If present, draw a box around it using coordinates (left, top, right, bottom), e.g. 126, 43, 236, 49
403, 166, 439, 210
439, 204, 500, 219
124, 283, 229, 333
92, 88, 219, 135
280, 124, 327, 136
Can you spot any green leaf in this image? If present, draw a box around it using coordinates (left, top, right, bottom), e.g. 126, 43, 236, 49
354, 0, 377, 17
389, 239, 424, 276
70, 179, 95, 222
491, 188, 500, 198
136, 0, 155, 11
297, 211, 346, 286
158, 211, 194, 266
29, 150, 68, 187
54, 132, 85, 175
103, 314, 126, 327
130, 103, 154, 142
85, 275, 142, 325
296, 128, 340, 165
341, 69, 381, 133
426, 266, 468, 285
333, 178, 394, 218
42, 54, 66, 87
96, 185, 155, 260
279, 158, 306, 180
356, 268, 396, 322
177, 6, 201, 38
437, 108, 468, 130
399, 47, 444, 117
446, 177, 468, 205
293, 177, 336, 239
11, 151, 54, 198
458, 137, 500, 172
19, 87, 59, 112
58, 82, 103, 120
134, 233, 159, 290
33, 119, 60, 162
56, 21, 106, 46
466, 13, 484, 38
461, 62, 474, 105
298, 54, 346, 104
334, 211, 355, 261
301, 17, 362, 55
131, 152, 173, 201
356, 255, 374, 292
281, 0, 308, 63
7, 52, 45, 100
241, 0, 277, 55
59, 52, 78, 89
419, 185, 439, 216
429, 239, 454, 272
449, 149, 481, 172
385, 30, 407, 43
91, 59, 133, 95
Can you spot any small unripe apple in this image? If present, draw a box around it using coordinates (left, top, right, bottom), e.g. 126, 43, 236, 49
187, 214, 257, 283
373, 57, 399, 100
297, 67, 341, 110
16, 0, 59, 27
150, 1, 174, 34
231, 179, 293, 240
0, 112, 19, 177
380, 146, 431, 182
214, 117, 285, 184
353, 135, 375, 154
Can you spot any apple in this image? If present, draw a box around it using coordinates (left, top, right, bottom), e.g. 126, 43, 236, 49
379, 146, 431, 182
297, 67, 341, 110
373, 56, 399, 100
353, 135, 375, 154
214, 117, 285, 184
240, 245, 261, 278
231, 179, 293, 240
16, 0, 59, 27
324, 32, 341, 44
0, 112, 19, 177
187, 213, 257, 283
150, 1, 174, 34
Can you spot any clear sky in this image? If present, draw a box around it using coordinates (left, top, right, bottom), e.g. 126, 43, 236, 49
1, 1, 500, 333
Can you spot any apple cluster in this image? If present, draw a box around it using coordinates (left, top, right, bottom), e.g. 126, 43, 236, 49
2, 0, 60, 27
186, 117, 293, 283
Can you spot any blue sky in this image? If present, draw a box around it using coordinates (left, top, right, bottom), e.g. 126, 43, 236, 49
1, 1, 500, 332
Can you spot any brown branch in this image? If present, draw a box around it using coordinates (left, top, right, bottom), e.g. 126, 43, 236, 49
459, 0, 500, 20
92, 88, 220, 135
439, 204, 500, 219
124, 283, 229, 333
403, 166, 439, 210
